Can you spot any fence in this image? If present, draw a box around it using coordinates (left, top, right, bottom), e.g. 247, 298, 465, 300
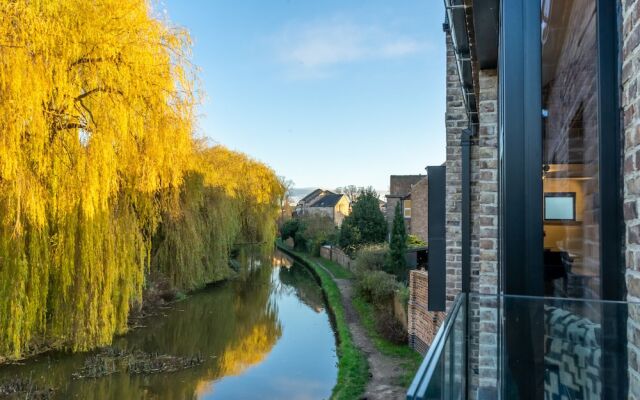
319, 245, 354, 271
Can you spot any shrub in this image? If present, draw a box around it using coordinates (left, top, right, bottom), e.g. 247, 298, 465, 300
280, 218, 301, 241
356, 271, 398, 306
354, 244, 388, 274
407, 234, 427, 248
386, 202, 408, 279
375, 309, 408, 344
281, 214, 337, 253
397, 283, 410, 312
338, 187, 386, 251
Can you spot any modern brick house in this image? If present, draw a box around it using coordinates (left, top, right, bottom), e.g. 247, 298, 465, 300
386, 175, 429, 243
408, 1, 640, 399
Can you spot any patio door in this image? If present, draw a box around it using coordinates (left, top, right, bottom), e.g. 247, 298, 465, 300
499, 0, 624, 398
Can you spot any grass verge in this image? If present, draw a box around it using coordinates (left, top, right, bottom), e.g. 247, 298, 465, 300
352, 295, 422, 387
277, 243, 368, 400
311, 256, 354, 279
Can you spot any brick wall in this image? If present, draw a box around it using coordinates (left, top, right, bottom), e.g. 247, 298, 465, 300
622, 0, 640, 397
442, 32, 499, 398
445, 31, 468, 309
474, 69, 499, 394
408, 269, 445, 354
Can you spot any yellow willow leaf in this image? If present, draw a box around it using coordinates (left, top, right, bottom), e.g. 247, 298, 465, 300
0, 0, 284, 361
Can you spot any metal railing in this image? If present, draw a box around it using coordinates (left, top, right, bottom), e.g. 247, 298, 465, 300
407, 293, 466, 400
407, 293, 639, 399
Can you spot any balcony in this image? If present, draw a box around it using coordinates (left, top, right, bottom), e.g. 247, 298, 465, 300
407, 294, 638, 399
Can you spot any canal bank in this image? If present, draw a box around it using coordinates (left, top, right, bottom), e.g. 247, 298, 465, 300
0, 248, 338, 399
277, 244, 369, 400
277, 243, 411, 400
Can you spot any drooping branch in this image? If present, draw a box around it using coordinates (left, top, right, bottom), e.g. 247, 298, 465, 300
68, 53, 123, 70
75, 87, 123, 102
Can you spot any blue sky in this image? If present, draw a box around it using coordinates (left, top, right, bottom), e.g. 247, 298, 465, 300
163, 1, 446, 191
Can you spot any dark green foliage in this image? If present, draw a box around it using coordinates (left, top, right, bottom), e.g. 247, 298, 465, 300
353, 244, 388, 274
386, 202, 408, 278
300, 215, 338, 256
337, 222, 361, 254
375, 310, 408, 344
280, 215, 337, 254
338, 187, 386, 253
280, 218, 307, 250
355, 270, 398, 306
280, 218, 301, 242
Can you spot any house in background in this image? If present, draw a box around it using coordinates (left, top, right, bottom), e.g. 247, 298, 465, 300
378, 198, 387, 215
386, 175, 428, 243
294, 188, 327, 212
294, 189, 350, 226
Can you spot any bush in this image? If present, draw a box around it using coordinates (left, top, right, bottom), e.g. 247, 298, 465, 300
375, 310, 408, 344
282, 214, 336, 253
354, 244, 388, 274
407, 234, 426, 248
280, 218, 301, 241
338, 187, 386, 251
397, 283, 410, 312
356, 270, 398, 306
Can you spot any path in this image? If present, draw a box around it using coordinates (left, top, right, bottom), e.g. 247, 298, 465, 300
313, 261, 407, 400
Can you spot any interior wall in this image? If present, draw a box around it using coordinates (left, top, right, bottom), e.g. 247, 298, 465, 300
543, 177, 585, 253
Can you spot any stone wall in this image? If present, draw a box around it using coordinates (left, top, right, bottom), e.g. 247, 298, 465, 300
386, 196, 402, 237
408, 269, 445, 355
410, 176, 429, 243
622, 0, 640, 397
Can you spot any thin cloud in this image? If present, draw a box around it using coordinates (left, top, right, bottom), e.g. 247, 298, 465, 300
272, 17, 429, 78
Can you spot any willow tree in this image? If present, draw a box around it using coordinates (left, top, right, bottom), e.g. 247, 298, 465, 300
0, 0, 195, 357
151, 145, 285, 292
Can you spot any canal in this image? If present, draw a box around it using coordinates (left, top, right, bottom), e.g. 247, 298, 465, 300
0, 249, 338, 399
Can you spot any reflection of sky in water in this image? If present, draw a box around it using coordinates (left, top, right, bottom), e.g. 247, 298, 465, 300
0, 252, 336, 399
201, 266, 337, 400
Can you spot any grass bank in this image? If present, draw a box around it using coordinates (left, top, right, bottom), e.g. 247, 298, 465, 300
352, 295, 422, 387
276, 243, 368, 400
313, 257, 354, 279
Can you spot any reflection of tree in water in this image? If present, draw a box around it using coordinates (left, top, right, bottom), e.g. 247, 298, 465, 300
278, 262, 326, 313
0, 246, 283, 399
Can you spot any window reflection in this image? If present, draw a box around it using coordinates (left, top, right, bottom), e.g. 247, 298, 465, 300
541, 0, 599, 300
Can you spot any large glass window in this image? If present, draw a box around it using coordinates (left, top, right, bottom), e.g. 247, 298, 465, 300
541, 0, 599, 299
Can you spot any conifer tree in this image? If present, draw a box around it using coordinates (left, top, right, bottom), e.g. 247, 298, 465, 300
387, 202, 408, 279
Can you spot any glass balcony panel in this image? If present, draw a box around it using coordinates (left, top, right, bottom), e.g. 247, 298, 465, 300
408, 294, 639, 399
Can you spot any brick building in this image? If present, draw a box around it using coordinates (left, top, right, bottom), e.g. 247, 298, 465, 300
386, 175, 429, 243
408, 1, 640, 399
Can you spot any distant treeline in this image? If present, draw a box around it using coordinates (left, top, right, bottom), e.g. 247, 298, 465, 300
0, 0, 284, 360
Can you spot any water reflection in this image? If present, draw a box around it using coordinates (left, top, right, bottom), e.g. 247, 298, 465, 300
0, 248, 337, 399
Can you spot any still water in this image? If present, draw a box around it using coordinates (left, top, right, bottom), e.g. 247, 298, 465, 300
0, 249, 338, 399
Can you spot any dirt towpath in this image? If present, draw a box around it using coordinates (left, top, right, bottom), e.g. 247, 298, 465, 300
312, 261, 407, 400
